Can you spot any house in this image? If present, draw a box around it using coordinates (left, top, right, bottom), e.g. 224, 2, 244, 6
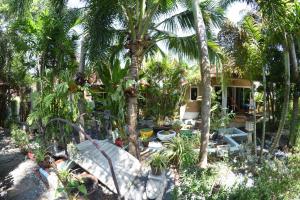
180, 67, 253, 127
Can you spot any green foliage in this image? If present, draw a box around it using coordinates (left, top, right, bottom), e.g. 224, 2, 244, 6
11, 125, 30, 150
94, 59, 127, 133
174, 167, 218, 199
164, 136, 198, 168
57, 169, 88, 198
210, 89, 234, 130
224, 157, 300, 200
173, 153, 300, 200
139, 58, 188, 121
28, 71, 80, 127
140, 136, 150, 142
33, 145, 46, 163
149, 153, 168, 173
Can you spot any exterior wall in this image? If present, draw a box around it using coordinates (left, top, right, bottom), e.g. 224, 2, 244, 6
211, 77, 252, 88
180, 78, 252, 120
180, 85, 201, 120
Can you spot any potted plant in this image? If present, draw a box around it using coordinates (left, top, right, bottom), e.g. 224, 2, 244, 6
172, 120, 182, 133
140, 136, 150, 147
149, 153, 167, 176
153, 117, 173, 134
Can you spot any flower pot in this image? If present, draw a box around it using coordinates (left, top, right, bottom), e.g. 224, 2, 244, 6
140, 128, 153, 138
157, 130, 176, 141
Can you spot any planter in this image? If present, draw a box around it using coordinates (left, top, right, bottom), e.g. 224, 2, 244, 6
140, 128, 153, 138
150, 166, 162, 176
157, 130, 176, 141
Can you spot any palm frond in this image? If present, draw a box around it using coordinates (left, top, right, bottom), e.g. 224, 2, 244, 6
154, 10, 194, 34
219, 0, 257, 9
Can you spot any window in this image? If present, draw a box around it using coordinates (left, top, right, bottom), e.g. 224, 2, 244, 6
190, 87, 198, 100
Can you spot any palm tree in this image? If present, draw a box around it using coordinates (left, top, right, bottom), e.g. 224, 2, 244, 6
191, 0, 211, 168
86, 0, 225, 158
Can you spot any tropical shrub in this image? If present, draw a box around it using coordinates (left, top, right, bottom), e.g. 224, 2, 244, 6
139, 58, 188, 122
164, 137, 197, 168
94, 59, 128, 136
210, 89, 234, 131
11, 125, 30, 151
149, 153, 168, 175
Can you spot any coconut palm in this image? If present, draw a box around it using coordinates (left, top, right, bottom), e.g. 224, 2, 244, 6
86, 0, 225, 158
191, 0, 212, 168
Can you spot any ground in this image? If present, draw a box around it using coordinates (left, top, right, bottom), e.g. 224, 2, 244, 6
0, 129, 50, 200
0, 129, 176, 200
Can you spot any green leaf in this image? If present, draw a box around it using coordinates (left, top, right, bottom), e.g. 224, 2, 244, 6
77, 184, 88, 195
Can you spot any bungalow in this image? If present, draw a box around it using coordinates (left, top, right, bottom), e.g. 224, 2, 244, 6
180, 68, 253, 127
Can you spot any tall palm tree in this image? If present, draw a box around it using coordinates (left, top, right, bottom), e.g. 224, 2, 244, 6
191, 0, 211, 168
86, 0, 225, 158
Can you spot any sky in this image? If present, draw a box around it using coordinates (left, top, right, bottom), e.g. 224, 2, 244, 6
67, 0, 253, 25
67, 0, 253, 63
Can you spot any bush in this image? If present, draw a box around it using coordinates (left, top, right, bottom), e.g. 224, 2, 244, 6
164, 136, 197, 168
173, 167, 219, 200
173, 154, 300, 200
11, 125, 30, 151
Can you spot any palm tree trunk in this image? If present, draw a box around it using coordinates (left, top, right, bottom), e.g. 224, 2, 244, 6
259, 66, 267, 161
270, 34, 291, 153
77, 36, 87, 142
192, 0, 212, 168
289, 36, 299, 146
290, 89, 299, 146
127, 50, 140, 159
251, 83, 257, 156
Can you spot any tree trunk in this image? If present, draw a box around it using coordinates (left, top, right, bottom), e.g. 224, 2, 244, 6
289, 36, 299, 146
192, 0, 212, 168
78, 36, 87, 142
270, 35, 291, 153
221, 64, 227, 118
259, 66, 267, 162
290, 89, 299, 146
269, 83, 275, 130
251, 83, 257, 156
127, 50, 140, 159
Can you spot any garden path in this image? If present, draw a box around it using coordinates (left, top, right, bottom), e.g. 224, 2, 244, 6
0, 129, 50, 200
